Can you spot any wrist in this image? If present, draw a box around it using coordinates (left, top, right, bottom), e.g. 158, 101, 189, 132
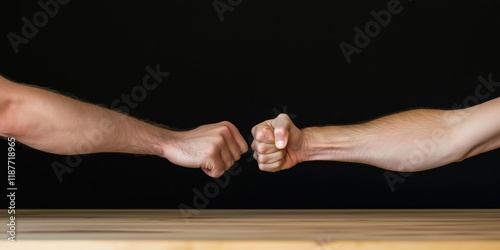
116, 115, 177, 158
301, 126, 355, 163
147, 125, 179, 159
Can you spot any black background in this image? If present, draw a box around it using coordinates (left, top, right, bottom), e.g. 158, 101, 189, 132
1, 0, 499, 209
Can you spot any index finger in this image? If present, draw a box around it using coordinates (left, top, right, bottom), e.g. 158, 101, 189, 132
219, 121, 248, 153
251, 123, 275, 144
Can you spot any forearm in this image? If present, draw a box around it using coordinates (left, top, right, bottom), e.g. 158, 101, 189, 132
302, 109, 463, 172
1, 78, 172, 156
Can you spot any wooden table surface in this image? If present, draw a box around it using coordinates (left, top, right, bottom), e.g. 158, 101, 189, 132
2, 209, 500, 249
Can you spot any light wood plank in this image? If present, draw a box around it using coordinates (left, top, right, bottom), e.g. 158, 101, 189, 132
2, 209, 499, 249
2, 240, 500, 250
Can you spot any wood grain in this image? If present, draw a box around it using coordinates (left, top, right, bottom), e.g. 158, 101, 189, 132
2, 209, 500, 249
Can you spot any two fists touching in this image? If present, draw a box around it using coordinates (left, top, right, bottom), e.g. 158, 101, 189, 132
0, 75, 301, 179
168, 114, 301, 178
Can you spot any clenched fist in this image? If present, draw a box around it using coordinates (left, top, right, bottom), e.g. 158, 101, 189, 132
162, 121, 248, 178
251, 113, 307, 172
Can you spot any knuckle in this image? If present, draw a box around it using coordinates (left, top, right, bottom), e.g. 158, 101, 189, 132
258, 164, 274, 172
257, 154, 268, 163
212, 172, 223, 178
219, 120, 232, 127
212, 136, 226, 147
251, 126, 257, 135
254, 129, 268, 142
255, 143, 269, 153
217, 124, 231, 136
258, 164, 267, 171
278, 113, 290, 121
251, 139, 258, 147
233, 154, 241, 161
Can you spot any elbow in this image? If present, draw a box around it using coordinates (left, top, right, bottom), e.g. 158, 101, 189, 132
450, 148, 477, 167
451, 138, 486, 164
0, 78, 23, 138
447, 125, 474, 164
435, 109, 479, 165
0, 97, 19, 138
0, 104, 12, 137
399, 124, 469, 171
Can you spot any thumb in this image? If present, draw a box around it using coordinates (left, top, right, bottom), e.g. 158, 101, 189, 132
272, 113, 291, 149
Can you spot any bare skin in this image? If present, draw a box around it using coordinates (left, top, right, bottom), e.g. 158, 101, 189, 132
251, 97, 500, 172
0, 75, 248, 178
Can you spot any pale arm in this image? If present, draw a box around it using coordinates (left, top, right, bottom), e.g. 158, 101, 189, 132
301, 104, 497, 172
454, 96, 500, 161
252, 97, 500, 172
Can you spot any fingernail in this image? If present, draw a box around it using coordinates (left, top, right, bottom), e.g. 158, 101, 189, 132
276, 140, 285, 148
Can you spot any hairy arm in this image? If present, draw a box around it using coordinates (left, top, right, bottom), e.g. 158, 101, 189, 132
0, 75, 169, 156
252, 97, 500, 172
0, 75, 247, 177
